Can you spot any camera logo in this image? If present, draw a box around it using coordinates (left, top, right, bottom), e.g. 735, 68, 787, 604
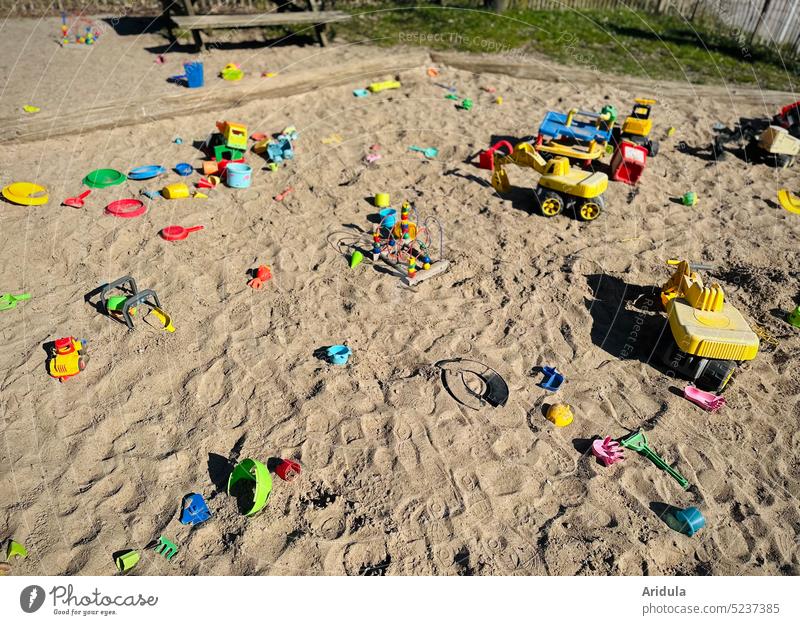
20, 585, 46, 613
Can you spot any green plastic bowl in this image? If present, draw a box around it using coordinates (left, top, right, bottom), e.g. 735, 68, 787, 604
83, 168, 126, 189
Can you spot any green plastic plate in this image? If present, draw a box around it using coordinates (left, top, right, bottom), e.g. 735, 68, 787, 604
83, 168, 126, 189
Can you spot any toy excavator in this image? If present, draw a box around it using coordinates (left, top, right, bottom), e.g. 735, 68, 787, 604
711, 105, 800, 168
658, 260, 759, 393
491, 142, 608, 221
98, 276, 175, 332
615, 98, 659, 156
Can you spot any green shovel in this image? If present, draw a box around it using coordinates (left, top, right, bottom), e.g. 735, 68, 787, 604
0, 293, 31, 311
621, 429, 690, 490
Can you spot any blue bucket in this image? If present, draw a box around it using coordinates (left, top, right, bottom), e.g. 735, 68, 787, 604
326, 345, 351, 365
174, 162, 193, 176
225, 163, 252, 188
379, 208, 397, 228
672, 507, 705, 536
184, 61, 204, 88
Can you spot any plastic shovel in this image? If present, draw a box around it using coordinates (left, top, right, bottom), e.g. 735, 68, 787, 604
620, 429, 690, 489
160, 225, 204, 241
408, 145, 439, 158
0, 293, 31, 311
684, 385, 726, 412
591, 436, 625, 467
63, 189, 91, 208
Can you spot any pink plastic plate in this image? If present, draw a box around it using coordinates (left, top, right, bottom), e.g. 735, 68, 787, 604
105, 199, 146, 218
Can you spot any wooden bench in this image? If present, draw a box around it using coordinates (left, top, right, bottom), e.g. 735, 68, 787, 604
168, 1, 349, 49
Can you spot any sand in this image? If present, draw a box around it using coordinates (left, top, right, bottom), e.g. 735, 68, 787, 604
1, 17, 799, 576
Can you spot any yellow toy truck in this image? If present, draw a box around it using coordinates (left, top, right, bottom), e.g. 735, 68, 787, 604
47, 337, 88, 382
616, 98, 659, 157
658, 260, 759, 392
492, 142, 608, 221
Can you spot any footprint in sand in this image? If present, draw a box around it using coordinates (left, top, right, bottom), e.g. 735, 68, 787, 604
316, 513, 347, 541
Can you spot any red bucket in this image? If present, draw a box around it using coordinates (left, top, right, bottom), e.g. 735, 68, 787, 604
275, 459, 301, 482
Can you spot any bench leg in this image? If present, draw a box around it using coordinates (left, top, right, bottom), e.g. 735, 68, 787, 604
315, 24, 328, 47
191, 28, 204, 51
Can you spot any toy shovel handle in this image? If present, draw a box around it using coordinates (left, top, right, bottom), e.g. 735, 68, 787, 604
76, 189, 91, 200
642, 448, 689, 489
186, 225, 204, 233
14, 293, 31, 301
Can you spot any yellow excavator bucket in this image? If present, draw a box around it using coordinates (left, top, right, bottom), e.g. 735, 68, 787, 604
491, 167, 510, 193
148, 307, 175, 332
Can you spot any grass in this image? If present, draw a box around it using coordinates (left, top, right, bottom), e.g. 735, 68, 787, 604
335, 3, 799, 91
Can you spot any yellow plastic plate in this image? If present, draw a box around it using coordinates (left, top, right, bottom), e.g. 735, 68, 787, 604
2, 182, 49, 206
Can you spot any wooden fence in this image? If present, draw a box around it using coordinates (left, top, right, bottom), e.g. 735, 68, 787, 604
3, 0, 800, 52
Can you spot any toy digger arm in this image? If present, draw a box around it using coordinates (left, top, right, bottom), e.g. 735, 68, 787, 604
491, 143, 551, 193
506, 145, 549, 173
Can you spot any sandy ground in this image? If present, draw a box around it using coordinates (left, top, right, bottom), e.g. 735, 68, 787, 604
1, 18, 799, 576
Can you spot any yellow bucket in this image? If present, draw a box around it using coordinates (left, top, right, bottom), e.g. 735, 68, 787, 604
162, 183, 190, 199
546, 403, 574, 427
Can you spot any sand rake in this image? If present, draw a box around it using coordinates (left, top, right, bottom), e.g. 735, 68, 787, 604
620, 429, 689, 490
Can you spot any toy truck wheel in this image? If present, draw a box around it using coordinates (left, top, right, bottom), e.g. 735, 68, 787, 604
535, 188, 564, 217
696, 359, 736, 393
647, 140, 659, 157
773, 153, 794, 168
79, 355, 89, 370
577, 195, 604, 221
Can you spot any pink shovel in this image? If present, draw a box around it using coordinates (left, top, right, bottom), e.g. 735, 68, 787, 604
62, 189, 91, 208
684, 385, 726, 412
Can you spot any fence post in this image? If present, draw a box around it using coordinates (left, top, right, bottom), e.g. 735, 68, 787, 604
749, 0, 773, 47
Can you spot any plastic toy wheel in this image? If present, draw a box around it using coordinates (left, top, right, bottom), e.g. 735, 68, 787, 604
79, 355, 89, 370
647, 140, 659, 157
773, 153, 794, 168
696, 359, 736, 393
577, 195, 604, 221
536, 189, 563, 217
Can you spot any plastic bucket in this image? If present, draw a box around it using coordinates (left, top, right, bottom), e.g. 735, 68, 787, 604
326, 345, 351, 365
184, 62, 204, 88
379, 208, 397, 228
375, 192, 390, 207
671, 507, 705, 537
226, 163, 252, 189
